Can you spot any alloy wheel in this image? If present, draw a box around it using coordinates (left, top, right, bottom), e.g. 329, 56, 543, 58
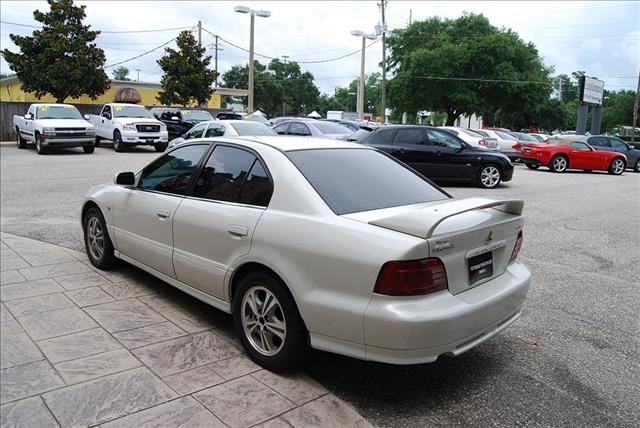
86, 216, 105, 260
480, 166, 501, 188
241, 286, 287, 356
612, 159, 625, 175
553, 156, 567, 172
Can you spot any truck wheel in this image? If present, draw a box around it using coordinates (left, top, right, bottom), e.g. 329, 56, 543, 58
16, 127, 27, 149
95, 136, 101, 147
83, 145, 95, 154
154, 142, 168, 152
35, 135, 48, 155
113, 130, 126, 152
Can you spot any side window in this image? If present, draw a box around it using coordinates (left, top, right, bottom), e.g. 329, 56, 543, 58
186, 124, 206, 139
238, 161, 273, 207
570, 142, 590, 150
205, 124, 225, 137
192, 146, 256, 203
588, 137, 609, 147
426, 129, 463, 150
288, 122, 311, 136
28, 106, 36, 116
394, 128, 424, 145
139, 144, 209, 195
273, 123, 289, 135
609, 138, 628, 150
102, 106, 111, 118
379, 129, 397, 144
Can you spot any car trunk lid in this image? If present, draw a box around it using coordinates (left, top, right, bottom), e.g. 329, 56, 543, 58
368, 198, 524, 295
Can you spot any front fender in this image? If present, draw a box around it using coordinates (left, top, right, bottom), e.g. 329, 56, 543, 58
81, 184, 120, 248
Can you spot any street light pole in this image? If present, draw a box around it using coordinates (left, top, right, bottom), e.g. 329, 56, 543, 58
351, 29, 377, 120
234, 5, 271, 114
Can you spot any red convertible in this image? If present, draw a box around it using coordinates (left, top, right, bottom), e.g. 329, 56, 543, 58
521, 139, 627, 175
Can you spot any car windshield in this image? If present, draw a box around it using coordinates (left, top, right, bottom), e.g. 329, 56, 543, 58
287, 148, 449, 215
496, 131, 517, 140
113, 105, 155, 119
230, 122, 277, 136
181, 110, 213, 121
36, 105, 83, 120
314, 121, 352, 134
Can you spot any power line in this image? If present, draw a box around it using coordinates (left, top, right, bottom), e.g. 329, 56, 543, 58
0, 20, 193, 33
103, 29, 195, 68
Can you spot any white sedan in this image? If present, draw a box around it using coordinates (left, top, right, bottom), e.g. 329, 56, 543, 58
167, 119, 276, 149
81, 136, 531, 370
439, 126, 499, 150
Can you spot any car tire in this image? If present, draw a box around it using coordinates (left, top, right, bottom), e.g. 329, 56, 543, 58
477, 164, 502, 188
233, 271, 309, 371
154, 142, 168, 152
16, 127, 27, 149
113, 130, 126, 152
608, 157, 625, 175
83, 145, 95, 154
35, 134, 47, 155
95, 136, 101, 147
634, 159, 640, 173
549, 155, 568, 173
83, 207, 116, 269
525, 163, 539, 170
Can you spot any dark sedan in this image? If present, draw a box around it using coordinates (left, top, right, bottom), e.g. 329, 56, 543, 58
353, 125, 514, 188
576, 135, 640, 172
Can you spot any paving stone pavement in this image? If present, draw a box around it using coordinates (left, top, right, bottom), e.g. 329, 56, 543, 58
0, 232, 373, 428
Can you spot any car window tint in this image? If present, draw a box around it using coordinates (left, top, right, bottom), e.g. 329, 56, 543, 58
570, 142, 590, 150
394, 128, 424, 145
238, 161, 273, 207
314, 121, 351, 134
379, 129, 397, 143
205, 124, 225, 137
186, 124, 206, 139
609, 138, 627, 150
426, 129, 462, 149
230, 121, 276, 136
288, 122, 311, 136
588, 137, 609, 147
192, 146, 256, 203
139, 145, 208, 195
288, 148, 449, 215
350, 129, 372, 142
273, 123, 289, 135
474, 130, 489, 137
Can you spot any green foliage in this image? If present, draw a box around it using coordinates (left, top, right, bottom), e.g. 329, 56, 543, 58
334, 73, 381, 115
221, 59, 320, 117
157, 31, 216, 106
111, 66, 130, 81
602, 90, 635, 131
386, 13, 553, 126
1, 0, 109, 103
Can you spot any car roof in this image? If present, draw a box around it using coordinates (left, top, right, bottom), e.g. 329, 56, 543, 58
33, 103, 75, 107
222, 136, 366, 152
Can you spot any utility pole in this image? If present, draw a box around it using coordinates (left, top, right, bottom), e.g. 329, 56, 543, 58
409, 9, 412, 25
359, 35, 366, 119
282, 55, 289, 116
135, 69, 141, 82
214, 35, 220, 87
632, 68, 640, 144
197, 21, 202, 47
379, 0, 387, 124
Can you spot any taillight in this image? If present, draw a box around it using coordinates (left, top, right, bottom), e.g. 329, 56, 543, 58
374, 258, 448, 296
512, 144, 522, 150
479, 139, 488, 147
509, 231, 523, 263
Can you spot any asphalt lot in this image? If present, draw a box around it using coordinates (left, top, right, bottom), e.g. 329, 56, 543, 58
1, 142, 639, 427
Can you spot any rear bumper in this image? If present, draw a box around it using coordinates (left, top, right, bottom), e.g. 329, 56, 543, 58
521, 156, 541, 167
362, 262, 531, 364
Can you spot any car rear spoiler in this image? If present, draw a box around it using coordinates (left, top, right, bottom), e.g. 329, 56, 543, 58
369, 198, 524, 239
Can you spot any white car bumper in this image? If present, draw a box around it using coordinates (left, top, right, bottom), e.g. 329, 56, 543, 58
121, 130, 168, 145
363, 262, 531, 364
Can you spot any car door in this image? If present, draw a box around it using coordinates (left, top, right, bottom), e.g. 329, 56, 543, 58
390, 127, 437, 177
24, 105, 37, 138
183, 123, 207, 140
424, 128, 476, 179
288, 122, 312, 137
273, 123, 289, 135
205, 123, 226, 137
569, 141, 600, 169
97, 105, 112, 138
113, 144, 210, 277
363, 128, 397, 153
172, 144, 272, 299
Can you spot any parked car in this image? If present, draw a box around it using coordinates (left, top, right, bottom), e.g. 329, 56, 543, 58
521, 139, 627, 174
273, 119, 353, 140
353, 125, 514, 188
473, 129, 521, 160
167, 119, 276, 149
270, 116, 300, 126
151, 108, 213, 140
439, 126, 499, 150
88, 104, 169, 152
321, 119, 369, 132
529, 133, 552, 142
13, 103, 96, 154
571, 135, 640, 172
81, 136, 530, 370
215, 111, 244, 120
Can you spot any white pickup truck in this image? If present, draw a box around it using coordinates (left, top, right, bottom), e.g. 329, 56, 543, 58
13, 103, 96, 155
88, 103, 169, 152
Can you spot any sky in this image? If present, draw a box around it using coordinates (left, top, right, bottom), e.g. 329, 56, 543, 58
1, 1, 638, 96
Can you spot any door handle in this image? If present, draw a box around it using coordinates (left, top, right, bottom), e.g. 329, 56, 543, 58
156, 209, 170, 219
398, 149, 406, 154
436, 151, 443, 156
227, 225, 249, 238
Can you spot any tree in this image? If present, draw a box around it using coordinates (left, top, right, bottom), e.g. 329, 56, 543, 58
386, 13, 553, 125
602, 90, 635, 132
1, 0, 109, 103
157, 31, 216, 106
111, 66, 130, 81
334, 73, 381, 115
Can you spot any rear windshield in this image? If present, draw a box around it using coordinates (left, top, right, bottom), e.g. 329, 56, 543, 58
230, 122, 277, 136
313, 121, 352, 134
287, 148, 449, 215
181, 110, 213, 121
460, 128, 484, 138
496, 131, 517, 140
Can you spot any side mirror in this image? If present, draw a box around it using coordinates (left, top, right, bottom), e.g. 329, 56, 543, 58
171, 116, 179, 121
114, 171, 135, 186
83, 114, 90, 120
180, 133, 186, 139
24, 113, 33, 120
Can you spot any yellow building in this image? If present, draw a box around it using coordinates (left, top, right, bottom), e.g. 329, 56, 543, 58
0, 76, 247, 108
